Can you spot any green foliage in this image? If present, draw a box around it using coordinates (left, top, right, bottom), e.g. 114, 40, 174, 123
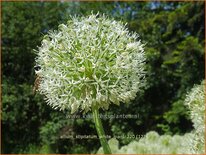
17, 144, 53, 154
2, 79, 44, 153
158, 36, 204, 134
131, 2, 204, 134
2, 2, 70, 83
157, 99, 190, 134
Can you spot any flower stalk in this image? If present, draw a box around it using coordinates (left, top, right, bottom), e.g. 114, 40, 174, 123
92, 105, 111, 154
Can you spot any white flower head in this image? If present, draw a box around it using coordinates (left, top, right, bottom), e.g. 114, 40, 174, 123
184, 81, 205, 153
35, 14, 146, 113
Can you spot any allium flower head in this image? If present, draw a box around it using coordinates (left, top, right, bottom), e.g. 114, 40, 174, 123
35, 14, 146, 113
184, 81, 205, 153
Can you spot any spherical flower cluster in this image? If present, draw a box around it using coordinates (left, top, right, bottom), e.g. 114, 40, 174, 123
184, 80, 205, 154
35, 14, 146, 113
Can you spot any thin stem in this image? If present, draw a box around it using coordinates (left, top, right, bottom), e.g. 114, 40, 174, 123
92, 105, 112, 154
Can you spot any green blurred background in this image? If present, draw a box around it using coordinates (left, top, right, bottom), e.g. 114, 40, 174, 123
1, 1, 204, 154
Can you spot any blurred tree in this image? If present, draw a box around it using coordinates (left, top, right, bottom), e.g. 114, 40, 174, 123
125, 2, 204, 134
2, 1, 71, 153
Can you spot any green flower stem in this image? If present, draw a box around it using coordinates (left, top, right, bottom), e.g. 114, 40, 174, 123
92, 105, 111, 154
